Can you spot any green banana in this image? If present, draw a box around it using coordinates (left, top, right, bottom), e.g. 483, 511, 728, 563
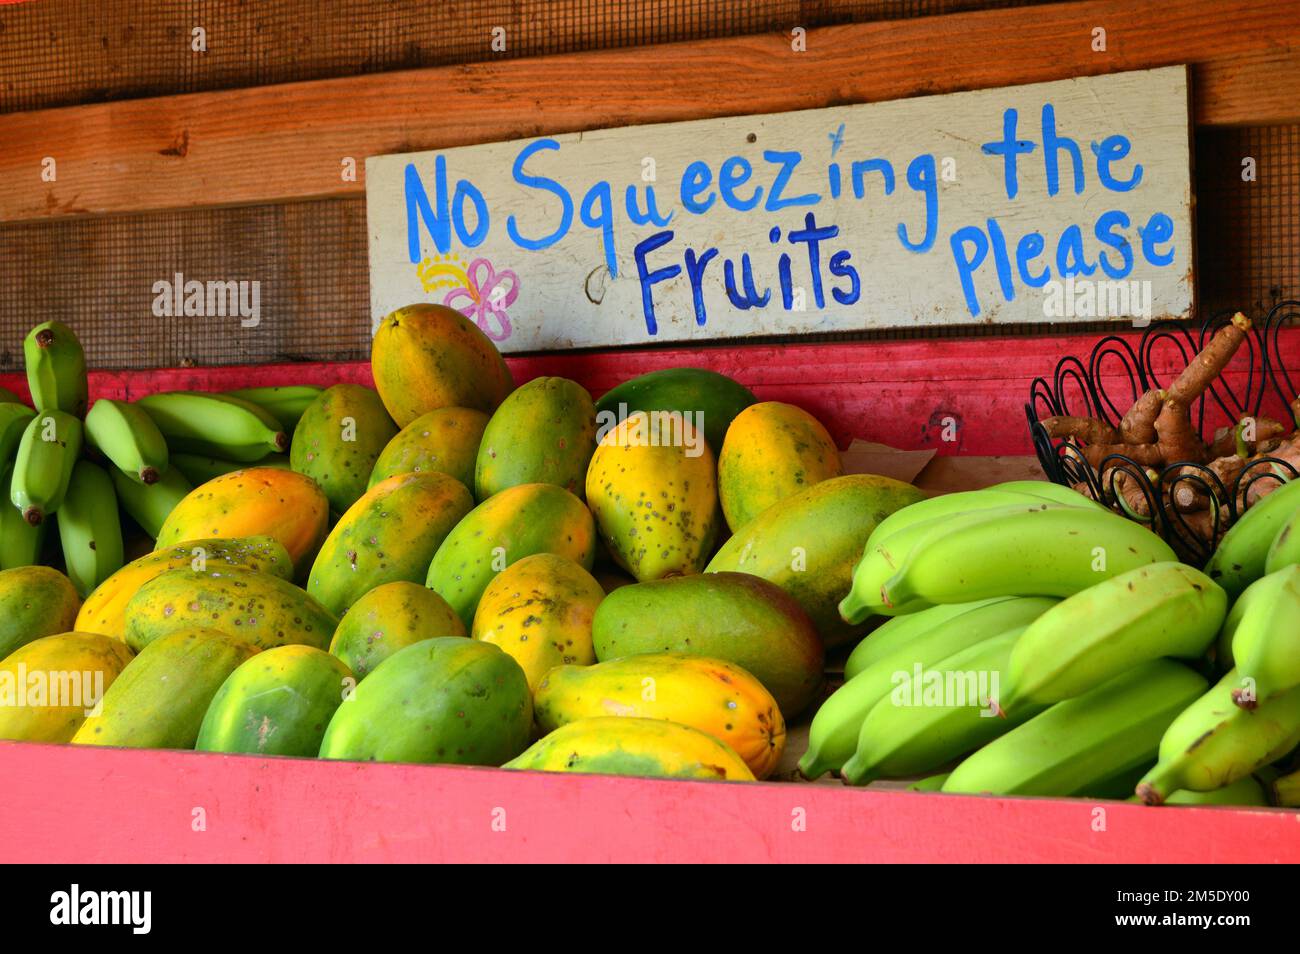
844, 597, 1020, 680
985, 480, 1109, 511
111, 465, 193, 539
0, 402, 36, 465
1273, 766, 1300, 807
84, 398, 170, 485
1204, 477, 1300, 598
1223, 565, 1300, 708
0, 386, 24, 404
1000, 562, 1225, 713
56, 460, 125, 598
135, 392, 288, 462
1128, 775, 1271, 807
1136, 668, 1300, 804
942, 660, 1208, 798
0, 464, 47, 569
1214, 570, 1285, 675
880, 503, 1178, 610
1264, 505, 1300, 574
23, 321, 88, 417
10, 411, 83, 525
841, 627, 1047, 785
798, 596, 1058, 779
907, 773, 951, 792
170, 451, 290, 486
224, 386, 323, 432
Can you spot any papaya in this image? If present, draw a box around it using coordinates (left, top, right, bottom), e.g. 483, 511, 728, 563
471, 553, 604, 691
124, 565, 338, 653
0, 566, 81, 660
371, 303, 515, 427
717, 401, 843, 532
592, 572, 823, 716
154, 467, 329, 578
534, 654, 784, 778
0, 632, 135, 743
426, 482, 597, 626
71, 627, 258, 749
505, 717, 754, 781
196, 645, 353, 757
594, 367, 756, 454
290, 384, 399, 514
585, 411, 721, 581
474, 377, 597, 500
170, 452, 290, 485
329, 581, 466, 680
368, 406, 488, 489
308, 471, 473, 617
319, 636, 532, 765
77, 536, 294, 641
705, 474, 925, 648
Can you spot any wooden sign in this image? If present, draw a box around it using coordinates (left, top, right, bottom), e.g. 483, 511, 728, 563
366, 66, 1192, 351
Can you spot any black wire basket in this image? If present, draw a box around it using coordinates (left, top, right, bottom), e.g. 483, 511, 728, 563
1026, 301, 1300, 565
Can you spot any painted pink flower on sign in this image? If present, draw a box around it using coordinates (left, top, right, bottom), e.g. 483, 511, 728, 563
443, 257, 519, 342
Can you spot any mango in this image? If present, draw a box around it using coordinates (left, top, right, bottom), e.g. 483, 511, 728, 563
371, 303, 515, 427
426, 482, 597, 626
475, 376, 597, 500
592, 571, 823, 716
308, 471, 473, 617
718, 401, 842, 531
368, 406, 488, 489
585, 411, 721, 581
329, 581, 466, 680
0, 566, 81, 660
594, 367, 756, 454
471, 553, 604, 691
290, 384, 398, 514
0, 632, 135, 743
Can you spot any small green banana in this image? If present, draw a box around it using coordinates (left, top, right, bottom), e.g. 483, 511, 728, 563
84, 398, 170, 484
224, 386, 323, 432
56, 460, 125, 598
1127, 775, 1271, 807
907, 773, 951, 792
1273, 766, 1300, 807
1000, 562, 1225, 713
985, 480, 1110, 511
169, 451, 290, 486
24, 321, 88, 418
135, 392, 288, 462
1205, 477, 1300, 598
843, 597, 1020, 680
942, 660, 1208, 798
11, 410, 84, 525
1224, 565, 1300, 708
1136, 668, 1300, 804
0, 464, 47, 569
0, 386, 24, 404
111, 464, 193, 539
0, 402, 37, 464
1264, 505, 1300, 574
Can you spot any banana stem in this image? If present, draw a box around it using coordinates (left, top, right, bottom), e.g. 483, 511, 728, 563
1136, 764, 1181, 805
839, 755, 879, 787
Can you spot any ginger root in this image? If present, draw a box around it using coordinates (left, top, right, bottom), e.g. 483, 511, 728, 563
1154, 398, 1207, 465
1121, 388, 1164, 445
1040, 415, 1121, 444
1166, 312, 1252, 406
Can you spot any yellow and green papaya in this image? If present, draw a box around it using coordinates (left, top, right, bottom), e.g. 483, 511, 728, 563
71, 627, 258, 749
154, 467, 329, 578
290, 384, 398, 514
426, 482, 597, 626
717, 401, 843, 532
592, 571, 823, 716
196, 645, 353, 757
585, 411, 721, 581
0, 566, 81, 660
308, 471, 473, 617
705, 474, 925, 648
505, 716, 755, 780
124, 565, 338, 653
594, 367, 756, 455
368, 406, 489, 489
319, 636, 532, 765
329, 581, 466, 680
474, 376, 597, 500
77, 536, 294, 641
371, 303, 515, 427
0, 632, 135, 743
472, 553, 604, 691
534, 653, 785, 778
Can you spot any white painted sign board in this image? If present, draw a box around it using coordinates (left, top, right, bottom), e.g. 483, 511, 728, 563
366, 66, 1192, 351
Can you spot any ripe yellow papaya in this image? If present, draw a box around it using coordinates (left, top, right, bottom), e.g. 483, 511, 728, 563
505, 716, 755, 780
0, 632, 135, 743
154, 468, 329, 578
368, 406, 489, 489
290, 384, 399, 514
718, 401, 842, 532
585, 411, 721, 581
534, 654, 785, 779
474, 377, 597, 500
0, 566, 81, 660
371, 303, 515, 427
472, 553, 604, 691
329, 581, 466, 680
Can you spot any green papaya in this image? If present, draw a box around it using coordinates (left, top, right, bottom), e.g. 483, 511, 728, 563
290, 384, 398, 513
592, 571, 823, 716
71, 627, 258, 748
426, 482, 597, 626
594, 367, 756, 454
705, 474, 925, 648
124, 565, 338, 653
319, 637, 532, 765
330, 581, 466, 680
196, 645, 353, 757
368, 407, 488, 489
308, 471, 473, 617
474, 376, 597, 500
0, 566, 81, 660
